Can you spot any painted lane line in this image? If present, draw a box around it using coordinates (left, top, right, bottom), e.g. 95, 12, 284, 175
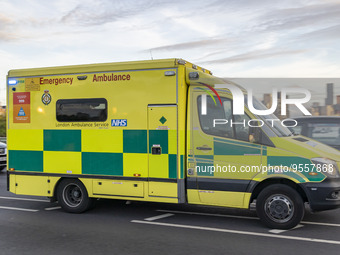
301, 221, 340, 227
157, 209, 340, 227
0, 206, 38, 212
0, 196, 50, 203
44, 206, 61, 211
269, 224, 304, 234
131, 220, 340, 245
144, 213, 174, 221
157, 209, 257, 220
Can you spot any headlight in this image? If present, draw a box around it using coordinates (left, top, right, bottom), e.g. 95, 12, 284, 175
311, 158, 340, 178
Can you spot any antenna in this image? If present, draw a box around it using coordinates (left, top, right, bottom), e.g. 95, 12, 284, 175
150, 50, 153, 60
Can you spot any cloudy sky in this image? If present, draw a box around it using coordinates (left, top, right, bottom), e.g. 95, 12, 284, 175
1, 0, 340, 104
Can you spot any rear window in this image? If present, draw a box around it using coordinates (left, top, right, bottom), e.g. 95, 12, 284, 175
56, 98, 107, 122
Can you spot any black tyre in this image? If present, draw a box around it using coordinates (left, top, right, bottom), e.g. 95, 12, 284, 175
256, 184, 304, 229
57, 179, 94, 213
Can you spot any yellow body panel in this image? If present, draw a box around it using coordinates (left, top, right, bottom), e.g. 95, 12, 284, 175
7, 129, 43, 151
91, 181, 179, 203
49, 177, 62, 196
43, 151, 82, 174
93, 179, 144, 197
198, 190, 245, 208
168, 130, 177, 154
149, 182, 178, 198
149, 154, 169, 178
9, 173, 16, 193
123, 153, 148, 177
15, 175, 49, 196
187, 189, 250, 209
82, 130, 123, 153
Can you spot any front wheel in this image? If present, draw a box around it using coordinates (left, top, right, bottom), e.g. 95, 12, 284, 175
57, 179, 94, 213
256, 184, 304, 229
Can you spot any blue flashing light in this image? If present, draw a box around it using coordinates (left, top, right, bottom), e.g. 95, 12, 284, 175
8, 79, 18, 85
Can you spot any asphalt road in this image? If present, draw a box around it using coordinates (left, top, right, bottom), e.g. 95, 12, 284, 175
1, 170, 340, 255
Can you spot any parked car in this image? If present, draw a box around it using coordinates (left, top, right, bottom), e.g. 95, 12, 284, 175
0, 142, 6, 171
286, 116, 340, 150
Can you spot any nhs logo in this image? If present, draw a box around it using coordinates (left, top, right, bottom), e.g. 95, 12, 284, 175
111, 119, 127, 127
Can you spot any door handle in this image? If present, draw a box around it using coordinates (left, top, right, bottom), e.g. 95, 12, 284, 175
196, 146, 212, 151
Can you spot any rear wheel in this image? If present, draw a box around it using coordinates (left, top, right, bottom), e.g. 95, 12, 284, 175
256, 184, 304, 229
57, 179, 94, 213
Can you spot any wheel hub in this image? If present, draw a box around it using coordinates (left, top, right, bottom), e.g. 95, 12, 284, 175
73, 190, 80, 198
63, 184, 83, 207
265, 195, 294, 223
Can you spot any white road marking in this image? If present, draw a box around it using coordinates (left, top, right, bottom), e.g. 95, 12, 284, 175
144, 213, 174, 221
269, 229, 287, 234
157, 209, 340, 228
131, 220, 340, 245
269, 224, 304, 234
44, 206, 61, 211
156, 209, 258, 220
0, 196, 50, 203
301, 221, 340, 227
0, 206, 38, 212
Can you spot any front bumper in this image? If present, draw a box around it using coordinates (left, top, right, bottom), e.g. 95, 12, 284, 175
299, 178, 340, 211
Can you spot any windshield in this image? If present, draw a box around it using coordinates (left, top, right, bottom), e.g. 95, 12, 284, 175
247, 96, 293, 137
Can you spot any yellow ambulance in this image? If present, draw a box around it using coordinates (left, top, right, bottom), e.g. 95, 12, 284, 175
6, 59, 340, 229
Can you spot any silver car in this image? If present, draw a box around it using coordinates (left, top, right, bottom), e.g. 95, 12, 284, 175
0, 142, 7, 171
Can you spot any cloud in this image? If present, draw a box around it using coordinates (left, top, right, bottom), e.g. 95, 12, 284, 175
297, 24, 340, 41
146, 37, 231, 52
253, 3, 340, 32
0, 31, 22, 41
0, 14, 18, 41
200, 49, 306, 64
0, 14, 13, 27
61, 0, 165, 26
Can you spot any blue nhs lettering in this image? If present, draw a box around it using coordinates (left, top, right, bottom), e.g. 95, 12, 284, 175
111, 119, 127, 127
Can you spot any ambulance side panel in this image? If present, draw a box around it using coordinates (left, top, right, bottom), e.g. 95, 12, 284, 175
7, 64, 188, 204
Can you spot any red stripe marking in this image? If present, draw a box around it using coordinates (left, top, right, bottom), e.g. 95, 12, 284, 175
199, 82, 223, 106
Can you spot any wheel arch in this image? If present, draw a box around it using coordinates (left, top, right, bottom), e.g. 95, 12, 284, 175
250, 178, 308, 204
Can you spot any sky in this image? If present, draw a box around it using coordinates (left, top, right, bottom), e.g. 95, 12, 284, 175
0, 0, 340, 105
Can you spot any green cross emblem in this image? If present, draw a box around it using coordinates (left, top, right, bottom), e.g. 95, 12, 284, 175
159, 116, 167, 124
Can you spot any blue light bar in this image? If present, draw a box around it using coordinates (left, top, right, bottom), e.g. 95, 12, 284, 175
8, 79, 18, 85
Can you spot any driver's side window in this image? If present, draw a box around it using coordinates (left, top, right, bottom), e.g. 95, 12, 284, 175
233, 114, 251, 141
198, 95, 251, 142
223, 100, 251, 142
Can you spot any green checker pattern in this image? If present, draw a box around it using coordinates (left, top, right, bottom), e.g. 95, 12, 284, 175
9, 129, 183, 179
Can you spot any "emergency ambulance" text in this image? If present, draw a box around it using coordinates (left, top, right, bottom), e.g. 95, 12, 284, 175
40, 77, 73, 85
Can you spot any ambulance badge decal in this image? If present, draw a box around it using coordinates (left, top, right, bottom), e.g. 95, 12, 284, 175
42, 90, 52, 105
